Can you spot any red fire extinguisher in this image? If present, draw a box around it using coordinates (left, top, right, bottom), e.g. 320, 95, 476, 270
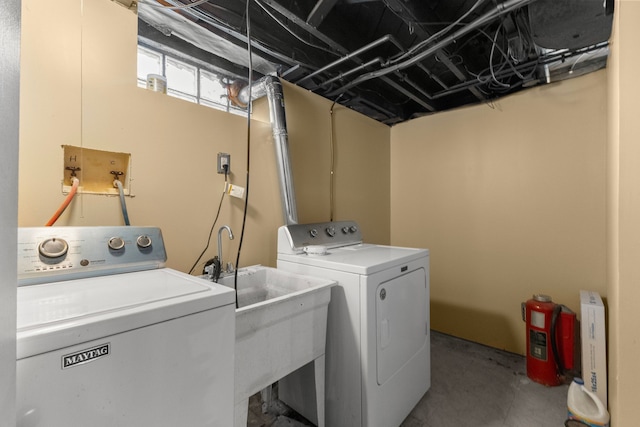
522, 294, 577, 386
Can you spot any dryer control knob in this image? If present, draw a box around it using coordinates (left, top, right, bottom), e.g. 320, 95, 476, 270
136, 235, 152, 248
349, 225, 358, 233
108, 237, 125, 251
309, 228, 318, 238
341, 226, 349, 234
326, 226, 336, 237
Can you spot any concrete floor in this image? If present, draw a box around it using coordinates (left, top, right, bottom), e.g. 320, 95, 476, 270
247, 330, 570, 427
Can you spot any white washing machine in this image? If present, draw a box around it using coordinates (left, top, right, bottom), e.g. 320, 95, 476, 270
16, 226, 236, 427
277, 221, 430, 427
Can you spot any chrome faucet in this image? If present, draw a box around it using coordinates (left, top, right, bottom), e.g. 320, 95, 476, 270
217, 225, 234, 276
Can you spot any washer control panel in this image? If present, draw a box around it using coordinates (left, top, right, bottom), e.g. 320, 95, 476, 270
278, 220, 363, 253
18, 226, 167, 286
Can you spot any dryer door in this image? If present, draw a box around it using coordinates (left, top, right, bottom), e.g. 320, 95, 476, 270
376, 267, 428, 385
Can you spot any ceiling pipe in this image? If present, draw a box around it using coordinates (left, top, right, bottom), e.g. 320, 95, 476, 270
383, 0, 487, 102
319, 57, 384, 88
429, 42, 607, 99
328, 0, 538, 96
295, 34, 402, 86
238, 76, 298, 225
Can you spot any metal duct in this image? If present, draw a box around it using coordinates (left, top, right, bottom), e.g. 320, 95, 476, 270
529, 0, 613, 49
239, 76, 298, 225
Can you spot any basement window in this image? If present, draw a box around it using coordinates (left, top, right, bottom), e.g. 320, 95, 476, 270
136, 43, 245, 116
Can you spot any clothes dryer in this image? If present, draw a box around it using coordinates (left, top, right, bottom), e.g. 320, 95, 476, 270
277, 221, 430, 427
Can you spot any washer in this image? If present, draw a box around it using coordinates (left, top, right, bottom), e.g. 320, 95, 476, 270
277, 221, 430, 427
16, 226, 236, 427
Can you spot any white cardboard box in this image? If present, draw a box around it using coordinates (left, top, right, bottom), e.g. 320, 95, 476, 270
580, 290, 607, 408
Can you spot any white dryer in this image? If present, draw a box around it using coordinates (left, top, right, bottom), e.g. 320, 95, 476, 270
277, 221, 430, 427
16, 226, 236, 427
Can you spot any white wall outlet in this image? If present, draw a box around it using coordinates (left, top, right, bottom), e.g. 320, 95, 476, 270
217, 153, 231, 174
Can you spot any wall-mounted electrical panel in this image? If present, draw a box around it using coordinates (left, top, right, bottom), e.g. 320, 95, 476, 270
62, 145, 132, 196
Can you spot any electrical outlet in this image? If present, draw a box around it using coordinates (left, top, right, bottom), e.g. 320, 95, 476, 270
217, 153, 231, 174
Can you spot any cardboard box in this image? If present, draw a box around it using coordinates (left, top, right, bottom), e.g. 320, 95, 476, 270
580, 290, 607, 408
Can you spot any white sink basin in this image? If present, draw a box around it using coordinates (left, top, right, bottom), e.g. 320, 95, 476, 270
213, 265, 335, 427
217, 265, 332, 309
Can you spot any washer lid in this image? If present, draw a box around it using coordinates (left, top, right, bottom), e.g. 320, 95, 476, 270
17, 268, 235, 359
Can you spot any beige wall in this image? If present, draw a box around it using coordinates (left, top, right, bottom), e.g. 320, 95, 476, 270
18, 0, 390, 274
390, 71, 608, 354
607, 1, 640, 425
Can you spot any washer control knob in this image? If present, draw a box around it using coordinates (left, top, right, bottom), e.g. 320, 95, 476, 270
349, 225, 358, 233
136, 235, 152, 248
326, 226, 336, 237
108, 237, 125, 251
341, 226, 349, 234
309, 228, 318, 238
38, 238, 68, 259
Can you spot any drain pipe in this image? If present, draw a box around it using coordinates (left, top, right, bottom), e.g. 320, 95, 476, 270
238, 76, 298, 225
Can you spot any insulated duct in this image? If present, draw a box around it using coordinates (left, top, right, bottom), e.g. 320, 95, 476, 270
238, 76, 298, 225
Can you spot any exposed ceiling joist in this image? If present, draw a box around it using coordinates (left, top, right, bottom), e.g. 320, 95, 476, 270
138, 0, 613, 124
306, 0, 340, 27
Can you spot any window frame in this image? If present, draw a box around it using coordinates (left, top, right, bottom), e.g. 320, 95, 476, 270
137, 40, 247, 116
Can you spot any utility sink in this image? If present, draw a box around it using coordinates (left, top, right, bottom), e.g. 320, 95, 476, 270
217, 264, 333, 309
214, 265, 335, 427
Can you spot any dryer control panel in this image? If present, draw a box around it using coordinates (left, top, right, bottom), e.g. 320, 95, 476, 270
18, 226, 167, 286
278, 220, 363, 254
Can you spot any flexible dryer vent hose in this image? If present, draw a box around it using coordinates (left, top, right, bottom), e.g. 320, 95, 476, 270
238, 75, 298, 225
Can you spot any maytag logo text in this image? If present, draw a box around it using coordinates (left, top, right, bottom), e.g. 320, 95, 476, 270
62, 343, 110, 369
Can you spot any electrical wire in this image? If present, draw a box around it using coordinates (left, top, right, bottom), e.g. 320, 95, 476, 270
233, 0, 253, 310
329, 94, 343, 222
389, 0, 489, 65
458, 22, 536, 89
113, 180, 131, 226
489, 22, 510, 88
474, 26, 534, 85
187, 172, 227, 275
45, 177, 79, 226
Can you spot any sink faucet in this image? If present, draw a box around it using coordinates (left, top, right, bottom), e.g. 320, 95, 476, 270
217, 225, 234, 278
